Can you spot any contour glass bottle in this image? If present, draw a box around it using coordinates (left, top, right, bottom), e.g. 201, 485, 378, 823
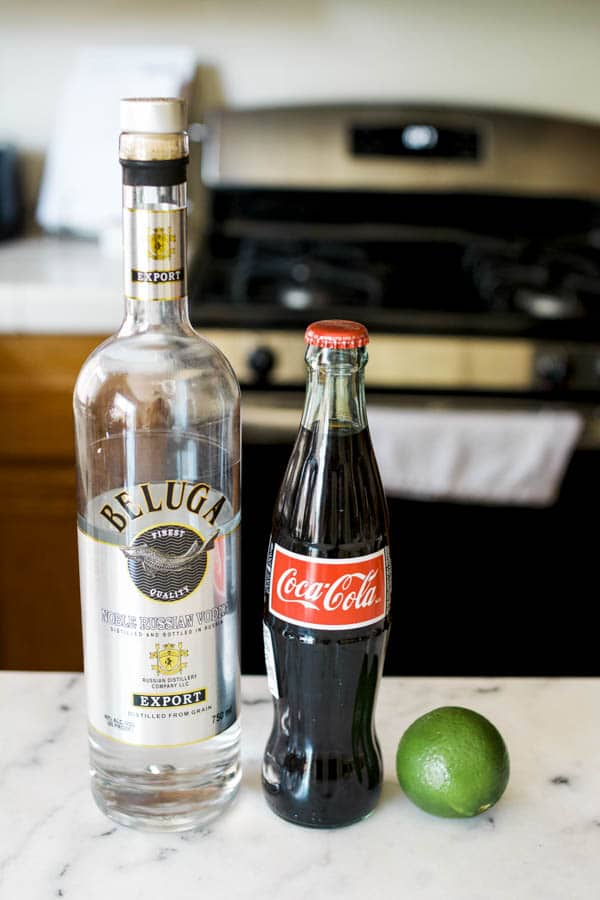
74, 98, 241, 831
262, 320, 391, 828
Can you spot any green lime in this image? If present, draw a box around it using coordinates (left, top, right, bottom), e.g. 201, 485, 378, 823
395, 706, 510, 818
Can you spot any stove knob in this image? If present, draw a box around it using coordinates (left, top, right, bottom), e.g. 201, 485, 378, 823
248, 346, 276, 380
535, 352, 571, 389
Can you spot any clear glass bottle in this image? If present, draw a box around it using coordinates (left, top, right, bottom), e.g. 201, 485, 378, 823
74, 98, 241, 831
262, 320, 391, 827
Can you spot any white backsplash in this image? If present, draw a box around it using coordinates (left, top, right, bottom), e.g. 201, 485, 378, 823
2, 0, 600, 221
1, 0, 600, 156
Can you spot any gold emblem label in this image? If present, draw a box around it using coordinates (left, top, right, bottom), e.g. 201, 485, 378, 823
148, 226, 176, 261
150, 642, 189, 675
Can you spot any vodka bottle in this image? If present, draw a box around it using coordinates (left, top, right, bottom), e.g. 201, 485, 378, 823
74, 98, 241, 831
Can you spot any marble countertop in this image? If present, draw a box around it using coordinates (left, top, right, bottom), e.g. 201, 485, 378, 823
1, 673, 598, 899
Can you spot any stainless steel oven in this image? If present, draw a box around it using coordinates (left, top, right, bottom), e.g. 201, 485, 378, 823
189, 105, 600, 676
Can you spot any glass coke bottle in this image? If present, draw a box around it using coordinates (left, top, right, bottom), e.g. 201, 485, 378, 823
262, 319, 392, 828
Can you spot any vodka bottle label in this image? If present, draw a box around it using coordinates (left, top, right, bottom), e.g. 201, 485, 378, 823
78, 479, 239, 747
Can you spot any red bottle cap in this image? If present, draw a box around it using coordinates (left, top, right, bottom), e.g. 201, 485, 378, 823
304, 320, 369, 349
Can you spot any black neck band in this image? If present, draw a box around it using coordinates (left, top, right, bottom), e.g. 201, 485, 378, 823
120, 157, 189, 186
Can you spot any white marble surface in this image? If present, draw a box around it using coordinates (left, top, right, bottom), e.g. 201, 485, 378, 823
0, 236, 121, 333
1, 674, 599, 899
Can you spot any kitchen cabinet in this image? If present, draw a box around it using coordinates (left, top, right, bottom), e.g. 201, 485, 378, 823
0, 334, 105, 670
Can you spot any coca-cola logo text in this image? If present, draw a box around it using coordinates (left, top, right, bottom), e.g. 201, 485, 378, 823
269, 546, 387, 630
277, 567, 381, 613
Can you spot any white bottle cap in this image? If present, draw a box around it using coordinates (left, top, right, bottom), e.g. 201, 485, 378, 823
120, 98, 187, 134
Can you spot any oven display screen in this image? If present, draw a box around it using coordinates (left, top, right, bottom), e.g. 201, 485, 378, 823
351, 123, 481, 160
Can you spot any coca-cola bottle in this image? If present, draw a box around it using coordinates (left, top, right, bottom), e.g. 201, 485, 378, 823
262, 319, 391, 828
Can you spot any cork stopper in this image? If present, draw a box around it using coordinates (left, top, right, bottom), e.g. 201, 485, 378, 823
119, 98, 188, 162
120, 98, 186, 134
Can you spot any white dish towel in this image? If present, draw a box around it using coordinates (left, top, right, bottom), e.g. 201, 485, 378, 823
367, 407, 583, 507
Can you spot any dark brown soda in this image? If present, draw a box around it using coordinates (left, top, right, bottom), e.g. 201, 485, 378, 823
262, 422, 391, 828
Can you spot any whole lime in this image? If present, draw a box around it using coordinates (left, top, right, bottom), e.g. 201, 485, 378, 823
395, 706, 510, 818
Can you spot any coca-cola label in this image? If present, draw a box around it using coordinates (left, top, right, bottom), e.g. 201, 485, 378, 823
269, 544, 388, 630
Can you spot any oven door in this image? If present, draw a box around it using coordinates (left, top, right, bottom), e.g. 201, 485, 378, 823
241, 391, 600, 677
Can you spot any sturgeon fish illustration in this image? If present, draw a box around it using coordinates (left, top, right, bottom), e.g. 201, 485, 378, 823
121, 533, 218, 575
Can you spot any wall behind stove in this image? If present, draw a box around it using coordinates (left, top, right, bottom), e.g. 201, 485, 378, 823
2, 0, 600, 214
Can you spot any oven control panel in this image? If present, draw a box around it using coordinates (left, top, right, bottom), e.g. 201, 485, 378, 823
200, 328, 600, 395
534, 345, 600, 393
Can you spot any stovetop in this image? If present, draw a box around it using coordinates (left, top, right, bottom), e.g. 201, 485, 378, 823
190, 239, 600, 344
189, 187, 600, 341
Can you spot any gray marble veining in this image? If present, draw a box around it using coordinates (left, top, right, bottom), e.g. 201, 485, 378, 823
0, 674, 598, 899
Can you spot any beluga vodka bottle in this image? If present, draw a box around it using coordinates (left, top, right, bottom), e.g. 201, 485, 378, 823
74, 98, 241, 831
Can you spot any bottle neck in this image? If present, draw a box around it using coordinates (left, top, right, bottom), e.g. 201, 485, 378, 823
301, 345, 369, 434
119, 181, 191, 335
